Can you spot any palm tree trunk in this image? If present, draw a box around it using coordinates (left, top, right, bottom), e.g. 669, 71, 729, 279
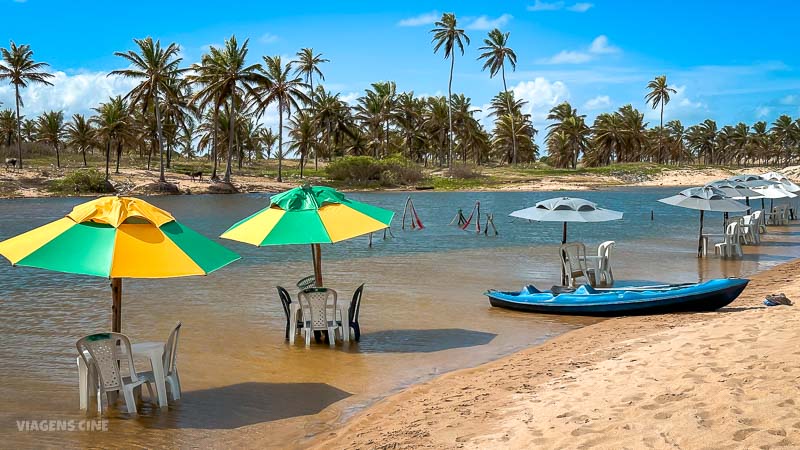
502, 65, 518, 165
447, 54, 454, 168
115, 141, 122, 174
277, 102, 284, 183
212, 105, 219, 180
310, 75, 319, 171
659, 103, 664, 164
54, 144, 60, 169
224, 95, 235, 183
105, 140, 111, 181
154, 95, 167, 183
82, 147, 87, 167
14, 85, 22, 169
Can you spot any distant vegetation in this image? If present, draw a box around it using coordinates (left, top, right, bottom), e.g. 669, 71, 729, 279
1, 13, 797, 190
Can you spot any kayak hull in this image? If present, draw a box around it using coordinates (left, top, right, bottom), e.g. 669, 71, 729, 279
486, 278, 749, 316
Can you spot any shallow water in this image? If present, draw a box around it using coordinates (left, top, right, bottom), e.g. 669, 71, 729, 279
0, 188, 798, 448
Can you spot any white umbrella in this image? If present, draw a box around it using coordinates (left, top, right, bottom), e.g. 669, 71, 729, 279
705, 180, 763, 203
761, 172, 800, 192
659, 187, 749, 257
510, 197, 623, 284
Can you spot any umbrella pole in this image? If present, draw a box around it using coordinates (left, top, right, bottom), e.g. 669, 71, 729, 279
111, 278, 122, 333
697, 211, 705, 258
311, 243, 323, 287
561, 222, 567, 286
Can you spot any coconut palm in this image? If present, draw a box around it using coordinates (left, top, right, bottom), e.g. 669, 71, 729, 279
111, 37, 185, 182
91, 96, 130, 180
252, 55, 308, 182
65, 114, 95, 168
478, 28, 518, 163
293, 48, 328, 168
431, 13, 470, 168
771, 115, 798, 165
0, 41, 54, 168
35, 110, 65, 168
288, 110, 317, 177
190, 35, 261, 182
0, 109, 17, 147
645, 75, 677, 164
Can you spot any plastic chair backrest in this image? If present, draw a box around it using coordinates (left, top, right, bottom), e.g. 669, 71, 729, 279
725, 222, 738, 244
276, 286, 292, 320
76, 332, 137, 392
163, 322, 181, 376
298, 288, 337, 331
296, 276, 316, 290
349, 284, 365, 324
560, 243, 588, 275
597, 241, 615, 270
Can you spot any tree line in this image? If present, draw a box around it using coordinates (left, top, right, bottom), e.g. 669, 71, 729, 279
1, 13, 798, 185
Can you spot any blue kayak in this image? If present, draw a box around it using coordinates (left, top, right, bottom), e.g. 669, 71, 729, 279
485, 278, 749, 316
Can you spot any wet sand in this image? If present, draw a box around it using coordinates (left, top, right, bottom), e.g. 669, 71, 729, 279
312, 244, 800, 449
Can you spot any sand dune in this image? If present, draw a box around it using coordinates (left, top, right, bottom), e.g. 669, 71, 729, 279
311, 260, 800, 449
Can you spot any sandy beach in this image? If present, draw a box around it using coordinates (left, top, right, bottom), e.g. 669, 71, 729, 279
312, 257, 800, 449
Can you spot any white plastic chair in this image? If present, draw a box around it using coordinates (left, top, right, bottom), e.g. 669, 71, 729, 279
595, 241, 615, 286
141, 322, 182, 401
298, 288, 338, 347
752, 210, 766, 234
559, 243, 595, 287
76, 333, 154, 415
741, 215, 759, 244
714, 222, 743, 258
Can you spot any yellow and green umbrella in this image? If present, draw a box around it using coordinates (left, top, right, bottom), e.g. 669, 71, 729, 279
0, 196, 240, 331
221, 185, 394, 286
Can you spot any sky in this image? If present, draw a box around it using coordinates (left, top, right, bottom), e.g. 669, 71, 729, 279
2, 0, 800, 145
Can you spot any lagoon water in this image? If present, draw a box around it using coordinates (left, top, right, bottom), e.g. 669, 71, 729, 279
1, 188, 798, 448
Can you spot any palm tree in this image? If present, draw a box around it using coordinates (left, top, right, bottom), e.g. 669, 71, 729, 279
35, 110, 65, 168
644, 75, 677, 164
252, 55, 308, 182
0, 109, 17, 147
0, 41, 54, 169
288, 110, 316, 176
771, 115, 798, 165
111, 37, 185, 182
293, 48, 328, 169
91, 96, 129, 180
431, 13, 470, 168
478, 28, 518, 163
65, 114, 95, 167
190, 35, 261, 183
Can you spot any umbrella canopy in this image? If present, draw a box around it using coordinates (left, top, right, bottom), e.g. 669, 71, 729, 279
750, 185, 797, 199
221, 185, 394, 286
704, 180, 762, 201
510, 197, 624, 224
0, 196, 240, 331
726, 175, 779, 189
658, 187, 749, 212
510, 197, 623, 285
762, 171, 800, 193
658, 187, 749, 257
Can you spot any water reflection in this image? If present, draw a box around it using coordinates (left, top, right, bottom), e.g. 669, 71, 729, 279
354, 329, 497, 354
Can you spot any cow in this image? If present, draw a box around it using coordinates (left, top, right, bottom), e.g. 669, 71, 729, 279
4, 158, 17, 171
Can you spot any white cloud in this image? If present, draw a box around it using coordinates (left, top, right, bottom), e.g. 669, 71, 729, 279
588, 35, 619, 54
643, 84, 706, 122
538, 35, 620, 65
513, 78, 570, 123
465, 14, 513, 30
756, 106, 771, 118
0, 71, 137, 117
540, 50, 593, 64
528, 0, 565, 11
258, 33, 279, 44
568, 2, 593, 12
583, 95, 611, 110
528, 0, 593, 12
339, 92, 360, 106
780, 94, 797, 105
397, 11, 439, 27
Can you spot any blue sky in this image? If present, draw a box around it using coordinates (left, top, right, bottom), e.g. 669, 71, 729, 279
2, 0, 800, 141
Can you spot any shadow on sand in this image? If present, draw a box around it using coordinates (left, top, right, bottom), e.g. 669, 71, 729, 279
353, 328, 497, 354
142, 382, 351, 429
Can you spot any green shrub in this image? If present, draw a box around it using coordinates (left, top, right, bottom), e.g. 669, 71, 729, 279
326, 156, 423, 186
50, 169, 115, 194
